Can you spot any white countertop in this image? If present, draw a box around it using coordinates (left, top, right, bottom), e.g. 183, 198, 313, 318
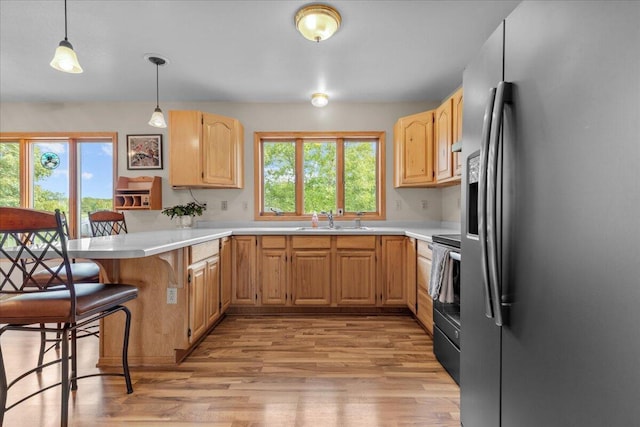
67, 228, 232, 258
66, 226, 457, 259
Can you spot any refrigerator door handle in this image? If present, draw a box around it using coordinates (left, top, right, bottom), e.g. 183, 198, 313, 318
487, 81, 512, 327
478, 87, 497, 319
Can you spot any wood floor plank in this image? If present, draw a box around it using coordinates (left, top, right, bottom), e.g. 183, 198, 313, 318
1, 315, 459, 426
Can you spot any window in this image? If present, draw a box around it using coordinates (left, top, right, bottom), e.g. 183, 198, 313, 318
255, 131, 386, 220
0, 133, 117, 237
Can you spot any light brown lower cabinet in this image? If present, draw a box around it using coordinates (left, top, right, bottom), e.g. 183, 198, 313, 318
231, 236, 257, 305
260, 236, 289, 305
406, 237, 417, 314
416, 240, 433, 335
291, 236, 332, 305
228, 235, 418, 310
379, 236, 407, 306
416, 288, 433, 336
335, 236, 377, 305
187, 240, 220, 344
220, 237, 232, 312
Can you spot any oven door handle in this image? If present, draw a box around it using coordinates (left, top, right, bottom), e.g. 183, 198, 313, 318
479, 87, 497, 319
428, 244, 461, 261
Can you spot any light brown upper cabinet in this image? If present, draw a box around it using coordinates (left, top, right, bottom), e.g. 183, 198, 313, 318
435, 98, 454, 181
394, 87, 462, 187
435, 87, 463, 184
169, 110, 244, 188
452, 87, 463, 177
393, 110, 435, 187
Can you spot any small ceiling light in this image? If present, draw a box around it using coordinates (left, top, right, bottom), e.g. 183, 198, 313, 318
295, 4, 341, 42
147, 55, 168, 128
311, 92, 329, 107
50, 0, 83, 73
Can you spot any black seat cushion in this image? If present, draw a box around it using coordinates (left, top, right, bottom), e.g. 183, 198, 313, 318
0, 283, 138, 324
31, 261, 101, 284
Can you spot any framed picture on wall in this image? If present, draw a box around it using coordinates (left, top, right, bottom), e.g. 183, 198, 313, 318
126, 134, 163, 170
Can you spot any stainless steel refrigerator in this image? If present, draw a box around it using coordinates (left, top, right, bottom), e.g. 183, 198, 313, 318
460, 2, 640, 427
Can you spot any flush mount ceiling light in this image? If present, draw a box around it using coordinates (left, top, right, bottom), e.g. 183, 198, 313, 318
311, 92, 329, 107
146, 55, 168, 128
50, 0, 83, 73
295, 4, 341, 42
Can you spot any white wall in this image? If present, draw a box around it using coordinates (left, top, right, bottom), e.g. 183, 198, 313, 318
0, 101, 461, 231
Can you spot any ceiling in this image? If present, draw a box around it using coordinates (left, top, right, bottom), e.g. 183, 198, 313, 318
0, 0, 520, 104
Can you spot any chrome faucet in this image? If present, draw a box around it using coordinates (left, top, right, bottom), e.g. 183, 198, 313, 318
321, 210, 334, 228
355, 211, 364, 228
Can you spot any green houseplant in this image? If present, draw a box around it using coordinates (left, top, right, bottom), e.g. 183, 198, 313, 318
161, 202, 206, 228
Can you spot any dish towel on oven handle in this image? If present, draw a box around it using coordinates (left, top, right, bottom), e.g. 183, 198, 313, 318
429, 243, 454, 303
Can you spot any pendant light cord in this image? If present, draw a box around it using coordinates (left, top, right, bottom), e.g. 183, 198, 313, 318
155, 63, 160, 108
64, 0, 68, 41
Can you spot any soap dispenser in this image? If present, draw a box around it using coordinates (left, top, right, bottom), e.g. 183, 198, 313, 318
311, 212, 319, 228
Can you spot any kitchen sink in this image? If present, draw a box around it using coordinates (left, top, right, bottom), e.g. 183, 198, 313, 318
296, 226, 373, 231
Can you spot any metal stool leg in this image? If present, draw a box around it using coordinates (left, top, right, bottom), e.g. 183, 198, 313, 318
37, 323, 46, 372
0, 343, 7, 427
122, 307, 134, 394
60, 325, 70, 427
70, 328, 78, 392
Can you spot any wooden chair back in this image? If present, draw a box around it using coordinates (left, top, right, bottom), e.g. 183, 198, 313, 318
88, 210, 128, 236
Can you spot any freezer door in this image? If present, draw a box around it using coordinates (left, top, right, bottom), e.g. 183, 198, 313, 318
460, 21, 504, 427
501, 2, 640, 427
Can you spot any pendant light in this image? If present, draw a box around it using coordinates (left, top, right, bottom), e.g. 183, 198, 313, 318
50, 0, 83, 73
147, 55, 168, 128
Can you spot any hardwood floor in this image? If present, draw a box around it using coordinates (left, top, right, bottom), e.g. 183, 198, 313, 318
1, 315, 460, 426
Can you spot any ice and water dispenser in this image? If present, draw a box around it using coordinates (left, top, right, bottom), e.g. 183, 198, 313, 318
467, 150, 480, 236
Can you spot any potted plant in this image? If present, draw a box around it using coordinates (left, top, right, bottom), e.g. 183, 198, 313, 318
161, 201, 206, 228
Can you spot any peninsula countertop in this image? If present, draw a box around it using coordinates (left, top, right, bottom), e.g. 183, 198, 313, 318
66, 226, 458, 259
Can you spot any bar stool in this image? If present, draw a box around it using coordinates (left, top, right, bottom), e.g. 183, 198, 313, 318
25, 212, 101, 367
0, 207, 138, 427
88, 210, 128, 237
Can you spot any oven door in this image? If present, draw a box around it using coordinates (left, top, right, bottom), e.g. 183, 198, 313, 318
430, 245, 461, 385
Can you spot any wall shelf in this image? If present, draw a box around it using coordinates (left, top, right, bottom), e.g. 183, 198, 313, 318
114, 176, 162, 210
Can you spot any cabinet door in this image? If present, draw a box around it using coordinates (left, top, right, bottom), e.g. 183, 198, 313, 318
220, 237, 232, 312
406, 237, 417, 314
202, 113, 243, 188
188, 261, 208, 343
206, 256, 220, 326
435, 98, 454, 181
335, 250, 376, 305
169, 110, 201, 187
291, 250, 331, 305
416, 241, 433, 335
380, 236, 406, 305
417, 288, 433, 336
395, 110, 435, 186
452, 87, 464, 177
232, 236, 257, 305
260, 249, 288, 305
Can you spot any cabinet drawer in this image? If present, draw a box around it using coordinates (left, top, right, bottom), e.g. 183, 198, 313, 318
291, 236, 331, 249
190, 240, 219, 264
417, 254, 431, 291
417, 240, 432, 260
261, 235, 286, 249
336, 235, 376, 250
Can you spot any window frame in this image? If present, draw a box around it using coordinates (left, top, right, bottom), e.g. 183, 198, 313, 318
254, 131, 386, 221
0, 132, 118, 238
